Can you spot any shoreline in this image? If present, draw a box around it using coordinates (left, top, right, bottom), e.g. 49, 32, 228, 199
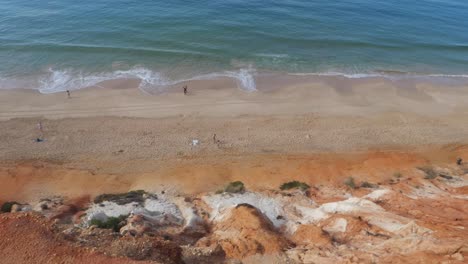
2, 75, 468, 120
2, 69, 468, 94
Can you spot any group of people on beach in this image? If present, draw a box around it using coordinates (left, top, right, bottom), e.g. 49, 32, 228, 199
34, 84, 229, 152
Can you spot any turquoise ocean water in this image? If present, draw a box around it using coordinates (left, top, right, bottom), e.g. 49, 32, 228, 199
1, 0, 468, 92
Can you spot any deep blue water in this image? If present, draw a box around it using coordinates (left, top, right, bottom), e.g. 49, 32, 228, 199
1, 0, 468, 92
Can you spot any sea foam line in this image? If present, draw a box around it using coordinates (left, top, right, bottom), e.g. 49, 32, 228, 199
2, 68, 468, 94
36, 67, 257, 94
290, 71, 468, 80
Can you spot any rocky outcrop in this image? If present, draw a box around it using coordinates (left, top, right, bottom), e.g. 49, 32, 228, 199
108, 236, 183, 264
181, 245, 226, 264
120, 214, 152, 236
198, 203, 292, 259
290, 224, 330, 246
31, 196, 90, 223
1, 163, 467, 263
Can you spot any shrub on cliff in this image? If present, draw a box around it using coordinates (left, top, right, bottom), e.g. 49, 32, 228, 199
1, 201, 19, 213
360, 181, 377, 188
344, 177, 356, 189
280, 181, 310, 191
93, 190, 148, 205
90, 214, 128, 232
417, 166, 438, 179
224, 181, 246, 194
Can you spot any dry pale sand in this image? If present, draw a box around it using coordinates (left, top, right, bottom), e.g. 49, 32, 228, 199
1, 77, 468, 201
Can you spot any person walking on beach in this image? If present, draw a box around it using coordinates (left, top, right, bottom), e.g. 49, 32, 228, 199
183, 85, 188, 95
35, 121, 44, 143
66, 90, 71, 98
37, 121, 43, 133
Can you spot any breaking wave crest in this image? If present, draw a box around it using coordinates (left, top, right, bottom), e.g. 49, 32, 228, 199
35, 67, 257, 94
289, 71, 468, 80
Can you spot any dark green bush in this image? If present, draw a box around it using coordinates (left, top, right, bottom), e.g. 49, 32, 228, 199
90, 215, 128, 232
94, 190, 148, 205
280, 181, 310, 191
1, 201, 19, 213
344, 177, 356, 189
417, 166, 437, 179
360, 181, 377, 188
224, 181, 245, 194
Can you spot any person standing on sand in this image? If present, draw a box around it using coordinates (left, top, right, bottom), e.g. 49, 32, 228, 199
37, 121, 43, 133
66, 90, 71, 98
36, 121, 44, 143
183, 86, 187, 95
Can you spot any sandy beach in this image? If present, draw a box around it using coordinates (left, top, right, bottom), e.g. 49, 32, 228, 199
2, 77, 468, 198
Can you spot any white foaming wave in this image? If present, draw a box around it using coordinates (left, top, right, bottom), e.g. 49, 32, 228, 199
255, 53, 290, 59
192, 68, 257, 91
425, 74, 468, 78
290, 71, 385, 79
290, 71, 468, 80
115, 68, 166, 92
38, 67, 166, 94
223, 68, 257, 91
37, 67, 257, 94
